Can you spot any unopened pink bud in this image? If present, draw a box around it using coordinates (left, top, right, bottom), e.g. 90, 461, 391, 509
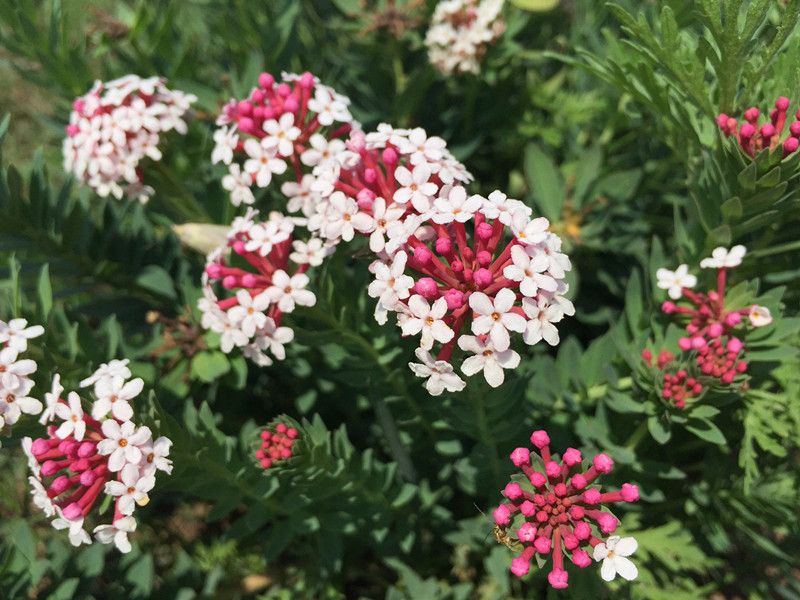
79, 470, 97, 486
761, 123, 776, 139
716, 113, 729, 129
493, 504, 511, 525
690, 336, 707, 350
276, 423, 287, 434
415, 277, 439, 299
77, 442, 96, 458
287, 427, 298, 439
562, 447, 582, 467
597, 514, 618, 534
382, 147, 398, 166
509, 447, 530, 467
744, 107, 760, 123
413, 245, 432, 264
504, 482, 523, 500
739, 122, 756, 139
476, 222, 493, 240
582, 488, 601, 504
237, 100, 252, 116
727, 337, 744, 353
276, 83, 291, 97
510, 556, 530, 577
784, 137, 799, 156
530, 430, 550, 448
545, 460, 561, 479
299, 72, 315, 89
573, 520, 590, 540
791, 121, 800, 137
725, 312, 742, 326
661, 301, 677, 314
776, 96, 790, 111
251, 89, 265, 104
473, 268, 492, 288
520, 500, 535, 516
708, 323, 723, 338
260, 458, 272, 468
62, 503, 83, 520
279, 447, 292, 459
621, 483, 640, 502
258, 72, 274, 89
41, 460, 60, 477
572, 549, 592, 568
529, 471, 547, 488
32, 438, 51, 456
450, 260, 463, 273
678, 337, 692, 351
65, 124, 79, 136
517, 522, 537, 542
51, 475, 71, 494
534, 536, 551, 554
570, 473, 587, 490
238, 116, 254, 133
241, 274, 258, 288
476, 250, 492, 267
435, 237, 452, 254
284, 97, 299, 113
232, 240, 246, 255
222, 275, 237, 289
356, 187, 375, 203
444, 289, 465, 310
592, 453, 614, 474
548, 568, 568, 589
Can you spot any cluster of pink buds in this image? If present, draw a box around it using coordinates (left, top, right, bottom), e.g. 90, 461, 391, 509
199, 209, 328, 366
24, 360, 172, 552
717, 96, 800, 157
63, 75, 196, 202
425, 0, 506, 75
213, 71, 357, 208
493, 430, 640, 588
367, 190, 572, 394
652, 246, 773, 407
255, 422, 298, 470
0, 319, 45, 437
305, 123, 473, 248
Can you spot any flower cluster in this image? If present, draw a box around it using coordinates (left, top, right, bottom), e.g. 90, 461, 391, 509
651, 246, 772, 407
306, 123, 473, 248
425, 0, 506, 75
0, 319, 45, 437
493, 430, 639, 588
213, 71, 356, 208
25, 359, 172, 553
370, 191, 573, 394
254, 422, 298, 470
63, 75, 196, 202
199, 209, 325, 366
717, 96, 800, 157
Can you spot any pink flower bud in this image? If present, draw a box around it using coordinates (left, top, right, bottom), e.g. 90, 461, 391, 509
77, 442, 96, 458
435, 237, 452, 254
562, 530, 578, 550
517, 522, 537, 542
473, 268, 492, 288
476, 222, 493, 240
65, 124, 79, 136
553, 483, 567, 497
739, 122, 756, 139
237, 117, 254, 133
690, 336, 707, 349
572, 549, 592, 568
32, 438, 51, 456
415, 277, 439, 299
510, 556, 530, 577
241, 274, 258, 288
232, 240, 246, 254
476, 250, 492, 266
776, 96, 790, 111
548, 568, 569, 589
791, 121, 800, 137
62, 503, 83, 520
509, 447, 530, 467
299, 72, 315, 89
222, 275, 238, 289
708, 323, 723, 338
530, 430, 550, 449
520, 500, 535, 516
382, 147, 398, 166
287, 427, 298, 439
570, 473, 587, 490
363, 168, 377, 184
493, 504, 511, 525
744, 107, 760, 123
761, 123, 776, 139
237, 100, 252, 116
251, 89, 265, 104
573, 520, 590, 540
678, 337, 692, 351
504, 482, 523, 500
279, 447, 292, 459
79, 470, 97, 486
545, 460, 561, 479
529, 471, 547, 488
258, 72, 274, 89
276, 83, 291, 97
284, 97, 299, 113
784, 137, 799, 156
727, 337, 744, 353
562, 447, 582, 467
41, 460, 60, 477
592, 453, 614, 474
51, 475, 71, 494
597, 513, 618, 534
582, 488, 601, 504
276, 423, 287, 434
716, 113, 729, 130
534, 536, 551, 554
621, 483, 640, 502
260, 458, 273, 468
725, 312, 742, 326
450, 260, 463, 273
444, 289, 465, 310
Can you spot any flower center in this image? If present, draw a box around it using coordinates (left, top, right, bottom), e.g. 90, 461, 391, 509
283, 286, 292, 294
118, 439, 128, 447
6, 393, 15, 403
127, 486, 136, 494
425, 316, 435, 326
491, 312, 500, 321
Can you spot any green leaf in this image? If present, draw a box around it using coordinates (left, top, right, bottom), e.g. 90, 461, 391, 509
648, 415, 672, 444
37, 263, 52, 319
510, 0, 560, 12
190, 351, 231, 383
135, 265, 177, 300
524, 143, 565, 220
686, 418, 727, 445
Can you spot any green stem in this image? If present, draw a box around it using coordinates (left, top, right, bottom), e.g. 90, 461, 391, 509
624, 420, 649, 450
370, 388, 417, 483
587, 376, 633, 400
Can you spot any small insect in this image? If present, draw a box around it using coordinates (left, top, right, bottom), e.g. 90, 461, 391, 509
492, 524, 518, 550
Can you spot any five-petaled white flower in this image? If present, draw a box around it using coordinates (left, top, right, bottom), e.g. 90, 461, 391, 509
522, 297, 565, 346
227, 290, 271, 337
0, 379, 43, 425
324, 191, 374, 242
748, 305, 772, 327
511, 213, 550, 246
94, 517, 137, 553
262, 112, 301, 157
503, 245, 558, 297
408, 348, 466, 396
52, 512, 91, 547
469, 289, 527, 352
222, 164, 256, 206
307, 87, 351, 126
80, 359, 132, 388
397, 127, 446, 165
91, 376, 144, 421
368, 197, 407, 253
0, 346, 36, 390
290, 237, 332, 266
593, 536, 639, 582
97, 420, 152, 472
432, 185, 483, 224
0, 318, 45, 352
394, 163, 439, 212
252, 317, 295, 361
401, 295, 454, 350
266, 270, 316, 312
480, 190, 531, 226
458, 335, 521, 388
700, 245, 746, 269
211, 125, 238, 165
243, 138, 287, 187
656, 264, 697, 299
54, 391, 87, 441
141, 436, 174, 475
300, 134, 346, 172
368, 252, 415, 307
105, 463, 156, 515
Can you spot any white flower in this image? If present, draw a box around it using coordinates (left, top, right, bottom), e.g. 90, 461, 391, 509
408, 348, 466, 396
52, 512, 91, 547
211, 126, 238, 165
593, 536, 638, 582
54, 391, 87, 441
368, 252, 415, 307
97, 420, 152, 472
480, 190, 531, 225
700, 245, 746, 269
393, 163, 439, 212
141, 436, 173, 475
308, 87, 351, 126
218, 319, 249, 353
265, 270, 316, 312
324, 191, 374, 242
282, 175, 317, 216
432, 186, 483, 224
94, 517, 137, 553
253, 317, 295, 360
243, 138, 287, 187
510, 213, 550, 246
468, 288, 527, 352
369, 197, 407, 253
262, 112, 301, 157
503, 245, 558, 297
400, 295, 454, 350
748, 305, 773, 327
227, 290, 271, 337
243, 216, 293, 257
80, 359, 132, 388
0, 318, 44, 352
656, 264, 697, 299
300, 134, 346, 171
397, 127, 446, 165
522, 297, 565, 346
222, 164, 256, 206
458, 335, 520, 388
29, 476, 56, 516
0, 346, 36, 389
105, 463, 156, 515
290, 237, 332, 266
0, 379, 43, 425
91, 376, 143, 421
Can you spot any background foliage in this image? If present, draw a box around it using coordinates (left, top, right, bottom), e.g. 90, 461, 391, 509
1, 0, 799, 598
